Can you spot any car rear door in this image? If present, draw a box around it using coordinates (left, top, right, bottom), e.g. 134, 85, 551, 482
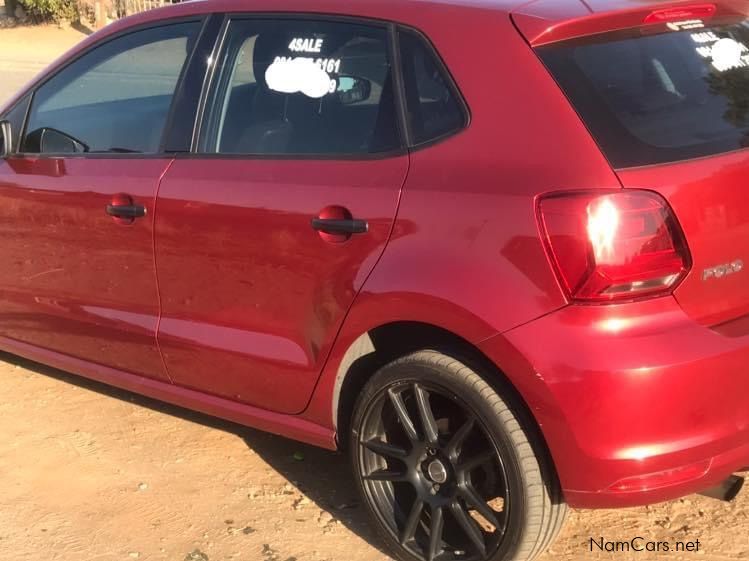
154, 15, 408, 414
0, 19, 207, 380
527, 1, 749, 326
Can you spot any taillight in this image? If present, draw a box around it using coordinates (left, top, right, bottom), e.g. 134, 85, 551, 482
643, 4, 716, 24
537, 190, 691, 303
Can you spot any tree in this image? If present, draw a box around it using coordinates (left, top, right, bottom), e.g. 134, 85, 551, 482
4, 0, 18, 18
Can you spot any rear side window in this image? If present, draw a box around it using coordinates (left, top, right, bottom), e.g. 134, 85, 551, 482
539, 19, 749, 167
399, 29, 466, 145
23, 22, 200, 154
200, 18, 400, 155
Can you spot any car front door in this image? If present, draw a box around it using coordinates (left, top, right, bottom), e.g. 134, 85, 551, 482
0, 20, 205, 380
155, 16, 408, 413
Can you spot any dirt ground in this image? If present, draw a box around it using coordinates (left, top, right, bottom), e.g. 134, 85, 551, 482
0, 23, 86, 105
1, 22, 749, 561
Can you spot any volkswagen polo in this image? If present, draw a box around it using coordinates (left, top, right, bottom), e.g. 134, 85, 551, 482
2, 1, 749, 560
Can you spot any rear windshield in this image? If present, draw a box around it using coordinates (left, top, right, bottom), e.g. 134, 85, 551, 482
539, 19, 749, 168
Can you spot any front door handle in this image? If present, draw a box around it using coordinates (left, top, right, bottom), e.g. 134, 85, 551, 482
106, 203, 146, 219
311, 218, 368, 235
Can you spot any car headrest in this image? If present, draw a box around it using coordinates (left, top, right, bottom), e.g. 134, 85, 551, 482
253, 32, 292, 90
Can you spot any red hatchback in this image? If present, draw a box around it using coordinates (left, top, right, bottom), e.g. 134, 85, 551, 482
2, 0, 749, 559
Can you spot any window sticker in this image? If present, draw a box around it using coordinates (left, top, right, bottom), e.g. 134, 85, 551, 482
288, 37, 324, 53
691, 32, 749, 71
265, 36, 343, 99
265, 57, 336, 98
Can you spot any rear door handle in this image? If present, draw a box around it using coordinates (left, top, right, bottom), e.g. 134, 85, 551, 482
106, 204, 146, 219
311, 218, 368, 235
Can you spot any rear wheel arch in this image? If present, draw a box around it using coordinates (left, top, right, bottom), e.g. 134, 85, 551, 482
332, 321, 561, 497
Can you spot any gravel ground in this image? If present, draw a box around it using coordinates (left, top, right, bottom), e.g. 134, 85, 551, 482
1, 22, 749, 561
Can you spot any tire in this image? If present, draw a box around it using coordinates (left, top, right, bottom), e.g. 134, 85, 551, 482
349, 350, 567, 561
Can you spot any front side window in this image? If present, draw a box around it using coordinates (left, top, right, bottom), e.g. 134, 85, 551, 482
23, 22, 201, 155
200, 18, 400, 155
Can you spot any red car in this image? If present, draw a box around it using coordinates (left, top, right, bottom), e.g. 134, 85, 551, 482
2, 0, 749, 559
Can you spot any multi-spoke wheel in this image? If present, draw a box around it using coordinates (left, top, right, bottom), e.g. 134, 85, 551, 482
350, 351, 567, 561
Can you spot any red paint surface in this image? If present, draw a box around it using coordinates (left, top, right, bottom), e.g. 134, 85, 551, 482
155, 157, 407, 414
0, 157, 168, 380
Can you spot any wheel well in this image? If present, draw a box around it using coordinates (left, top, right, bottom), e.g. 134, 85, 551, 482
334, 322, 554, 475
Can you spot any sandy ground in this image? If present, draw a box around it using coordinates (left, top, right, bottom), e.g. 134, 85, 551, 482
0, 24, 87, 106
2, 354, 749, 561
1, 22, 749, 561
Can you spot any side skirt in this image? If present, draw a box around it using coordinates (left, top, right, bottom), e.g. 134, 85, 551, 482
0, 335, 336, 450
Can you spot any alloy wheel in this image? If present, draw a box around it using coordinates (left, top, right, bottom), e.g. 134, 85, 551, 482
357, 381, 510, 561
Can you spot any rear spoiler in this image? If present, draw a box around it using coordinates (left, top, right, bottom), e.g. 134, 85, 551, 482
512, 1, 748, 47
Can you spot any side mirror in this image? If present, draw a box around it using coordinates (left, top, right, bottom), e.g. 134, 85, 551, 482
24, 127, 88, 154
336, 76, 372, 105
40, 128, 88, 154
0, 120, 12, 159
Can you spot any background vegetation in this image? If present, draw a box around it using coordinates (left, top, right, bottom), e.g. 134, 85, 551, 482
3, 0, 78, 22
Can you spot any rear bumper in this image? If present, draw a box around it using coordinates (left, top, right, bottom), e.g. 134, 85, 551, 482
479, 296, 749, 508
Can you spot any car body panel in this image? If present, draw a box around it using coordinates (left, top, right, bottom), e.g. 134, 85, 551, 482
0, 330, 335, 448
619, 155, 749, 327
0, 157, 170, 380
488, 296, 749, 507
155, 156, 408, 414
303, 9, 622, 428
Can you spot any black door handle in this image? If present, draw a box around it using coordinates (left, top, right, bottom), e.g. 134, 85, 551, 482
106, 204, 146, 219
311, 218, 368, 235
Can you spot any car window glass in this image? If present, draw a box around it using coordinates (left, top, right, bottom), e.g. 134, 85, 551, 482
200, 18, 400, 155
399, 29, 466, 145
23, 22, 200, 155
540, 19, 749, 167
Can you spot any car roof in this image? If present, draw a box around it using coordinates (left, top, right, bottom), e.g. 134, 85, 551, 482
112, 0, 729, 37
86, 0, 541, 51
107, 0, 583, 27
162, 0, 533, 16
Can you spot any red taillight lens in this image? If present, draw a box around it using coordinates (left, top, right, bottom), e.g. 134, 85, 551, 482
643, 3, 716, 24
537, 191, 691, 303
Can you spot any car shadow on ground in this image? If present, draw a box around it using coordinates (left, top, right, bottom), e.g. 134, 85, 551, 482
0, 351, 388, 557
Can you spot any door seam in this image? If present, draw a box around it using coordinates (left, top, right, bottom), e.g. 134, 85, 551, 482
152, 157, 177, 384
298, 153, 412, 414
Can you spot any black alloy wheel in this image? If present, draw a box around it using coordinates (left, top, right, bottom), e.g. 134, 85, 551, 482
350, 351, 567, 561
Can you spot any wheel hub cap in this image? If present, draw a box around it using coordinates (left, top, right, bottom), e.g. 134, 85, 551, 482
426, 459, 448, 483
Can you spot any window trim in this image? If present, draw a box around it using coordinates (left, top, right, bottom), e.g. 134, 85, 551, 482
191, 12, 411, 161
396, 24, 471, 151
389, 22, 412, 147
0, 94, 32, 154
14, 15, 210, 160
162, 14, 225, 153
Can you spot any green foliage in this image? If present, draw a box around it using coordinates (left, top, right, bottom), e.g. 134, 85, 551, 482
19, 0, 78, 22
